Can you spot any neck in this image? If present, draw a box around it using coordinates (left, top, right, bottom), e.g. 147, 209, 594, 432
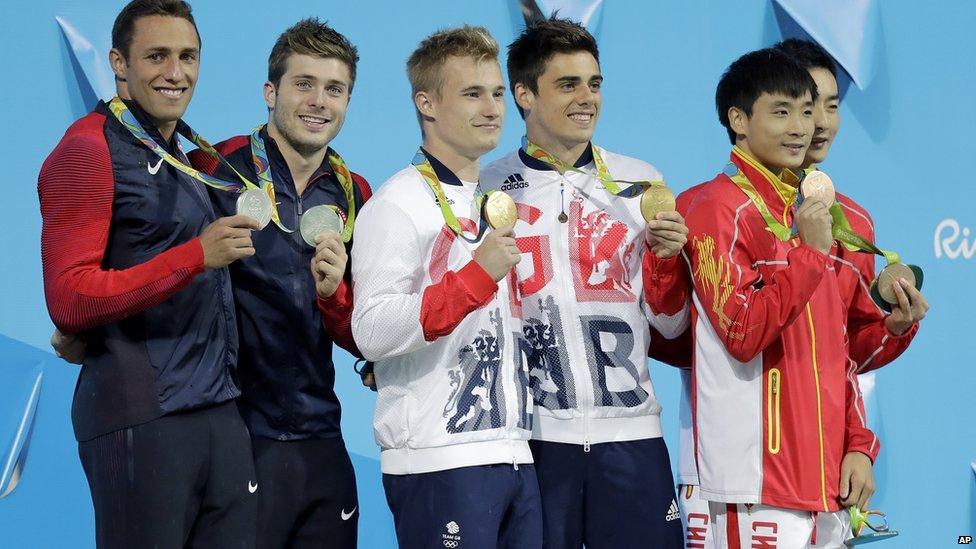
735, 141, 793, 187
526, 128, 589, 173
268, 118, 329, 193
422, 137, 480, 182
156, 120, 177, 143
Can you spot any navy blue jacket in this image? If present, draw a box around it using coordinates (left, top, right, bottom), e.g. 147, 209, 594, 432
189, 127, 370, 440
39, 100, 239, 441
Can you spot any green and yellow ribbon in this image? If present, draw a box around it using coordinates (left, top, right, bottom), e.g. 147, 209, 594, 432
521, 136, 667, 197
108, 97, 291, 232
249, 125, 358, 242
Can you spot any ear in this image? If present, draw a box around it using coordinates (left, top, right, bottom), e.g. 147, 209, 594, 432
728, 106, 748, 138
263, 81, 276, 110
109, 48, 127, 82
513, 82, 535, 117
414, 90, 435, 122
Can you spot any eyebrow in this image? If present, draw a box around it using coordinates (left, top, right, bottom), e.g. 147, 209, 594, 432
145, 46, 199, 55
826, 94, 840, 102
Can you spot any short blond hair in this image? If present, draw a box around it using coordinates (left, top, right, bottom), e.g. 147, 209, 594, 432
407, 25, 499, 96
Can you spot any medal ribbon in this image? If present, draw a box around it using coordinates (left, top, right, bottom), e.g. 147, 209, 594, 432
849, 506, 890, 537
725, 162, 901, 265
250, 125, 357, 241
411, 150, 489, 243
108, 97, 291, 232
521, 136, 667, 197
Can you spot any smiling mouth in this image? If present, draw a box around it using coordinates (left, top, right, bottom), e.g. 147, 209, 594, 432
299, 114, 331, 128
568, 113, 594, 124
783, 143, 805, 154
810, 137, 829, 148
155, 87, 186, 99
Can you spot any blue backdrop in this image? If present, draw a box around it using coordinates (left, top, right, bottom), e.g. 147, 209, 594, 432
1, 1, 973, 547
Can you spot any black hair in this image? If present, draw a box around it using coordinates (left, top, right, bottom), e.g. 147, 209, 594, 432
773, 38, 837, 77
715, 48, 818, 144
112, 0, 199, 58
506, 16, 599, 119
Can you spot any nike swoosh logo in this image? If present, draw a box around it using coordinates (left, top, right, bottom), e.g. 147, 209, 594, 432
340, 506, 356, 521
147, 158, 164, 175
248, 481, 258, 494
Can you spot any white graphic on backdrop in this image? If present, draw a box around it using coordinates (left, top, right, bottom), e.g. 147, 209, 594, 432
934, 219, 976, 259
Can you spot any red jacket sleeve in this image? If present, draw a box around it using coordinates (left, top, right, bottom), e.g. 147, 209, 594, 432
317, 172, 375, 355
420, 260, 498, 341
843, 360, 881, 461
684, 188, 828, 363
39, 121, 205, 334
841, 224, 919, 373
642, 250, 689, 316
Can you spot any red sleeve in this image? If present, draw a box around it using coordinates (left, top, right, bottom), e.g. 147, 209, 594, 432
351, 172, 373, 202
39, 121, 205, 334
685, 189, 828, 363
642, 250, 688, 316
317, 279, 362, 357
317, 172, 374, 355
842, 224, 919, 373
844, 361, 880, 461
420, 260, 498, 341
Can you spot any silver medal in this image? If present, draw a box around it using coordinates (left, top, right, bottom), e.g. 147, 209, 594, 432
300, 205, 344, 247
236, 188, 273, 229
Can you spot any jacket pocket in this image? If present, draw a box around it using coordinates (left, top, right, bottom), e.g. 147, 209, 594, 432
766, 368, 781, 454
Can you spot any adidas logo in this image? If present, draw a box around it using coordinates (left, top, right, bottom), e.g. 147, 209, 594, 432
665, 499, 680, 522
500, 173, 529, 191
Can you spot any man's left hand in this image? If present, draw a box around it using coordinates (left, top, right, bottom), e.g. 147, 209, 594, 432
645, 211, 688, 259
885, 277, 929, 335
839, 451, 875, 510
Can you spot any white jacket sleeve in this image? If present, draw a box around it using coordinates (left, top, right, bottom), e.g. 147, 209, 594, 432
351, 197, 427, 361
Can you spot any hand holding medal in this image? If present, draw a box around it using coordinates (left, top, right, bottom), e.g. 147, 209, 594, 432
797, 170, 927, 315
311, 224, 348, 299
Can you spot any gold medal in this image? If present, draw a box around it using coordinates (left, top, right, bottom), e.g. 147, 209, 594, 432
482, 191, 517, 229
800, 170, 836, 208
640, 186, 676, 223
875, 263, 916, 304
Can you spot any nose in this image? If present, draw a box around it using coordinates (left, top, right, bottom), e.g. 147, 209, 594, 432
308, 87, 327, 110
162, 57, 184, 82
812, 101, 828, 133
482, 94, 502, 120
576, 83, 598, 106
788, 110, 810, 137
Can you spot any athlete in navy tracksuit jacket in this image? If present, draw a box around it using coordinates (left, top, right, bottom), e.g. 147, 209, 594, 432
39, 96, 258, 548
190, 126, 370, 548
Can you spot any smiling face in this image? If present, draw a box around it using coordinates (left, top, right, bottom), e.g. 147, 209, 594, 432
110, 15, 200, 139
265, 53, 351, 157
418, 55, 505, 160
805, 67, 840, 166
729, 91, 814, 173
518, 51, 602, 152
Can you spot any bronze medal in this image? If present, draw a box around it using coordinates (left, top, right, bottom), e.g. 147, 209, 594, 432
875, 263, 916, 304
640, 185, 676, 223
482, 191, 517, 229
800, 170, 836, 208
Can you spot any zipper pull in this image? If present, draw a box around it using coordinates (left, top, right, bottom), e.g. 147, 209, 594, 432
583, 439, 591, 453
513, 457, 519, 471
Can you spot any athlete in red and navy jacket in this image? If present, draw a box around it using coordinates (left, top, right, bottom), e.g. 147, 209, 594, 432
189, 125, 371, 442
39, 99, 240, 442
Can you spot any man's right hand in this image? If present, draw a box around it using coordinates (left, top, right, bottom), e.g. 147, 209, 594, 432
200, 215, 261, 269
51, 329, 85, 365
795, 199, 833, 254
473, 226, 521, 282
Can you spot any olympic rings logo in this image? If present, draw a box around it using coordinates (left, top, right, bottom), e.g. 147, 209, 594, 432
443, 541, 459, 548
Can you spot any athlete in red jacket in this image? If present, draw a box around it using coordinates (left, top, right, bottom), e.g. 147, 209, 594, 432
682, 48, 880, 547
